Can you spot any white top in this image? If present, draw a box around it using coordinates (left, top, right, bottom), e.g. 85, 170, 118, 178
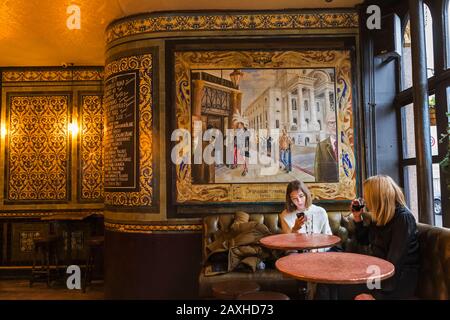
280, 204, 332, 235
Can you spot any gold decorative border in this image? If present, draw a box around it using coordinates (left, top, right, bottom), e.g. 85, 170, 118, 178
0, 211, 103, 218
104, 54, 154, 207
105, 222, 202, 234
0, 212, 54, 218
2, 70, 104, 82
106, 11, 358, 44
79, 94, 104, 202
175, 50, 357, 202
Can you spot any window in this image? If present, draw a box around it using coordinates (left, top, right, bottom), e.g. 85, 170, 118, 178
424, 4, 434, 78
402, 18, 413, 89
304, 100, 309, 111
393, 2, 450, 227
292, 99, 297, 110
401, 103, 416, 159
401, 95, 439, 222
293, 117, 297, 124
432, 163, 442, 227
429, 95, 438, 157
276, 120, 280, 129
316, 102, 320, 112
394, 0, 450, 227
447, 0, 450, 67
404, 165, 419, 221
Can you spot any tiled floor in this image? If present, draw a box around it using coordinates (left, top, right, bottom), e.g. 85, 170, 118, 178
0, 279, 104, 300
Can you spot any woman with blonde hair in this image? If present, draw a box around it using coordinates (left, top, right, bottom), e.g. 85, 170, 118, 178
316, 175, 419, 300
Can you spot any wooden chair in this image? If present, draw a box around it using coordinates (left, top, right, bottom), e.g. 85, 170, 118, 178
30, 235, 59, 287
237, 291, 290, 300
212, 280, 261, 299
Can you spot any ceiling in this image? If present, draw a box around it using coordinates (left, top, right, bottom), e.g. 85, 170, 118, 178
0, 0, 363, 67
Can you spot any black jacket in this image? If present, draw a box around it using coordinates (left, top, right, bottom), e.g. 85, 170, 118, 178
354, 205, 420, 299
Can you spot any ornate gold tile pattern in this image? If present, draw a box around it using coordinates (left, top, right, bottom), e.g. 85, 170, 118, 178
104, 54, 153, 207
2, 70, 103, 82
106, 12, 359, 44
7, 95, 69, 201
105, 222, 202, 234
80, 95, 104, 201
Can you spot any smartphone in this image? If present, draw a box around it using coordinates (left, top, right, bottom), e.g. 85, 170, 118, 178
296, 212, 305, 219
352, 198, 365, 212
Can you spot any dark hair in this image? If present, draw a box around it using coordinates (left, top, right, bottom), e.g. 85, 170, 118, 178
285, 180, 312, 212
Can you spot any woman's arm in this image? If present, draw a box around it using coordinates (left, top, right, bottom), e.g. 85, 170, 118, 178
280, 210, 304, 233
279, 210, 292, 233
352, 203, 370, 245
354, 220, 370, 245
280, 215, 292, 233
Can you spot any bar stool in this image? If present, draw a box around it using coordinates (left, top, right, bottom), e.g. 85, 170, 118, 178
212, 280, 261, 299
83, 235, 104, 293
30, 235, 59, 287
237, 291, 290, 300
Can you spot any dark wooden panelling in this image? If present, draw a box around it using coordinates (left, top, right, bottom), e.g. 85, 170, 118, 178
105, 230, 202, 299
10, 222, 49, 263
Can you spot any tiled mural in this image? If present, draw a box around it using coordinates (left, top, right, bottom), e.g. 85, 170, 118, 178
80, 94, 104, 201
6, 95, 70, 202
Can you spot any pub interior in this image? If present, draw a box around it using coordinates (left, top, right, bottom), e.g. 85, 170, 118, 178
0, 0, 449, 302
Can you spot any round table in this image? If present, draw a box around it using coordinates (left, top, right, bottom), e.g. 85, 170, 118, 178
276, 252, 395, 285
260, 233, 341, 251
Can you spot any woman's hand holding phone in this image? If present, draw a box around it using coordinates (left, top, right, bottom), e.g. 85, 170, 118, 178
351, 198, 365, 222
292, 212, 305, 233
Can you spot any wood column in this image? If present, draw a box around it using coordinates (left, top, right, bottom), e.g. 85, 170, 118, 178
409, 0, 434, 224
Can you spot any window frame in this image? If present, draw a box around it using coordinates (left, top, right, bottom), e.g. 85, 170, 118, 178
396, 1, 450, 227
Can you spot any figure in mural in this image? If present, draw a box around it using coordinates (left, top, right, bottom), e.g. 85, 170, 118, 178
314, 113, 338, 182
279, 129, 292, 173
232, 112, 250, 176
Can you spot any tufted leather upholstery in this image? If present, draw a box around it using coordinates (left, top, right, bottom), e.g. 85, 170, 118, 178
416, 223, 450, 300
202, 212, 350, 259
199, 211, 351, 298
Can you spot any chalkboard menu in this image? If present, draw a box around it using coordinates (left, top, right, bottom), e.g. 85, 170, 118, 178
104, 71, 140, 191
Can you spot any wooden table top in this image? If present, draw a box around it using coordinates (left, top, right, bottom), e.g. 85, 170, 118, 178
276, 252, 395, 285
260, 233, 341, 250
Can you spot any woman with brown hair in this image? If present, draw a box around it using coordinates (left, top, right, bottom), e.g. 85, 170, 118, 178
280, 180, 332, 235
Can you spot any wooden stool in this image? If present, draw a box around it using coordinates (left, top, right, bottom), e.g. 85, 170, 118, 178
83, 236, 104, 293
30, 235, 59, 287
212, 280, 261, 299
237, 291, 290, 300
